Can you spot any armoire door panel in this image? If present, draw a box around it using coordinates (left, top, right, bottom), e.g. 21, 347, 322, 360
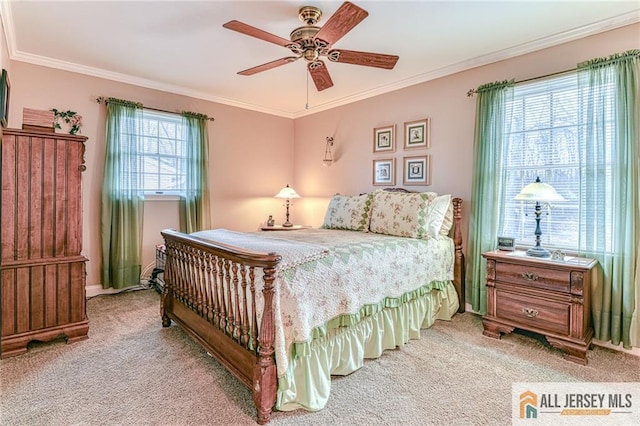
29, 137, 44, 260
15, 267, 31, 334
1, 269, 16, 335
14, 136, 30, 261
54, 138, 69, 258
56, 262, 70, 325
69, 262, 86, 323
29, 265, 45, 331
42, 137, 56, 259
1, 136, 16, 262
44, 263, 59, 328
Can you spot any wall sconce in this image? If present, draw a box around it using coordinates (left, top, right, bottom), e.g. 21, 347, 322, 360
323, 137, 334, 167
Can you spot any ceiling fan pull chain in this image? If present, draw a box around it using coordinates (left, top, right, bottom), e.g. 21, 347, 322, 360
305, 70, 309, 110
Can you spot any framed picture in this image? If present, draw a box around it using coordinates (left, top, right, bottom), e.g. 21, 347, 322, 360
373, 124, 396, 153
372, 158, 395, 186
403, 118, 430, 150
402, 155, 431, 185
0, 69, 9, 128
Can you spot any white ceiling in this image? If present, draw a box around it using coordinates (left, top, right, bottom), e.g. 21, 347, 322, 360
2, 1, 639, 118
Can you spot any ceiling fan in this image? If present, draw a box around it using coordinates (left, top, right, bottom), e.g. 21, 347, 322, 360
223, 1, 399, 91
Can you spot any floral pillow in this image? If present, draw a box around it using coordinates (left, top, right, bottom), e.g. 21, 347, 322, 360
369, 191, 436, 238
321, 193, 373, 231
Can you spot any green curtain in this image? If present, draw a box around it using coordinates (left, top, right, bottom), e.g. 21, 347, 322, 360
466, 80, 514, 313
101, 99, 145, 289
577, 50, 640, 348
180, 112, 212, 233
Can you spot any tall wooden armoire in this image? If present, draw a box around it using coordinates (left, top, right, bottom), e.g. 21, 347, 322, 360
1, 128, 89, 358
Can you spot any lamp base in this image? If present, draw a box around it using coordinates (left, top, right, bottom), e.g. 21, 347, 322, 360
281, 221, 294, 228
526, 246, 551, 258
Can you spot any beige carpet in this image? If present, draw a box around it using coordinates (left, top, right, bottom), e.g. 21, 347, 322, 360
1, 289, 638, 425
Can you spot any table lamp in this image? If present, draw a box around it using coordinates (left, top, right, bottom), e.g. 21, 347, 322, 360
514, 176, 565, 258
274, 184, 300, 227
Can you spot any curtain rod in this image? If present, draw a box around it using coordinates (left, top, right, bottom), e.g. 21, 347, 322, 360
466, 67, 575, 97
95, 97, 215, 121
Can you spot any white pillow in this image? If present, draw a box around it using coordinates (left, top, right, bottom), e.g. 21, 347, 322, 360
425, 194, 452, 238
322, 194, 373, 231
439, 199, 454, 236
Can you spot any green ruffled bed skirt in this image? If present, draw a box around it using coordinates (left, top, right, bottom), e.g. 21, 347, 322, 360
276, 281, 460, 411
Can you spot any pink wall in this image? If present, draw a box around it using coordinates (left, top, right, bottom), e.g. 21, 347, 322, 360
292, 23, 640, 247
4, 22, 638, 291
7, 63, 294, 289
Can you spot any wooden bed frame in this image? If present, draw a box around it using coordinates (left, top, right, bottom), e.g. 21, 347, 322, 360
160, 197, 465, 424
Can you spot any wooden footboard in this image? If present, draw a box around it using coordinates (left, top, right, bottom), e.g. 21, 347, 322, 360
160, 231, 281, 424
160, 197, 465, 424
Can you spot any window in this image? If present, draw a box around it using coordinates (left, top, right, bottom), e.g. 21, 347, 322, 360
498, 73, 615, 252
138, 110, 187, 194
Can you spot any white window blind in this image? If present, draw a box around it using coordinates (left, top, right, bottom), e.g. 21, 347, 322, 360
137, 110, 187, 194
498, 73, 615, 252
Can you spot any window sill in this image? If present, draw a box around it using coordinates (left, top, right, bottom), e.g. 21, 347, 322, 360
144, 193, 181, 201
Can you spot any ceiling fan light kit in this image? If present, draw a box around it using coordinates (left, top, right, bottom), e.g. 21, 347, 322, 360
223, 1, 399, 92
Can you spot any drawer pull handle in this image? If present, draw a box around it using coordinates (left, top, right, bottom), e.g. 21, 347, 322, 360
521, 272, 539, 281
522, 307, 539, 318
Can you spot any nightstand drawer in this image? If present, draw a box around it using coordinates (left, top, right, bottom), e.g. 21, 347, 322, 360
495, 262, 570, 293
495, 289, 570, 336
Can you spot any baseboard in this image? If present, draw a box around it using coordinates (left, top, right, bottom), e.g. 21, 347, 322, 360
85, 283, 147, 298
463, 306, 639, 358
592, 338, 640, 357
465, 302, 477, 314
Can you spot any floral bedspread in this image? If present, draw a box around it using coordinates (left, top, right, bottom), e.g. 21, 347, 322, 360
191, 229, 329, 269
193, 228, 454, 376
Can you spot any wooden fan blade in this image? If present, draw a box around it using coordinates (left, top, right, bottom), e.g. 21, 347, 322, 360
328, 49, 399, 69
315, 2, 368, 46
238, 57, 299, 76
308, 60, 334, 91
223, 20, 291, 47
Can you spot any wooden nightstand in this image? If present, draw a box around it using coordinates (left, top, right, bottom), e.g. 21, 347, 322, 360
482, 250, 598, 365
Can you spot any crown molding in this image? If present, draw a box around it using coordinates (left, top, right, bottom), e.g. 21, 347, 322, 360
9, 50, 295, 118
0, 0, 17, 59
2, 3, 638, 120
291, 10, 640, 118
